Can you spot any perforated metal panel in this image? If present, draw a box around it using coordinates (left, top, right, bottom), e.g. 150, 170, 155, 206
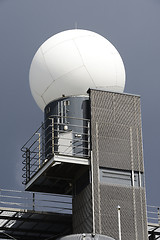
135, 188, 148, 240
100, 184, 136, 239
90, 90, 144, 172
72, 184, 93, 233
72, 89, 147, 239
89, 89, 148, 240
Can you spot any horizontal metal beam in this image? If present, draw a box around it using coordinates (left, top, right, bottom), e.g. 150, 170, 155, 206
0, 232, 53, 240
0, 226, 60, 235
148, 231, 160, 236
0, 207, 71, 216
0, 215, 71, 225
54, 154, 90, 165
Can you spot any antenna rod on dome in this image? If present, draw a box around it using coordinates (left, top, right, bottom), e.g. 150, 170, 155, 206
74, 22, 78, 29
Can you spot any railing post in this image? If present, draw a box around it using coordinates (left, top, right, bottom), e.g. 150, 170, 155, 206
33, 193, 35, 211
158, 207, 160, 225
117, 205, 122, 240
36, 133, 41, 168
51, 118, 54, 154
41, 122, 45, 161
26, 148, 30, 183
88, 120, 90, 157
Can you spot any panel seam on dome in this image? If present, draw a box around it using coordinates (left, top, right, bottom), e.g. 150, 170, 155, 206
73, 39, 96, 88
41, 95, 47, 105
41, 64, 85, 97
42, 33, 95, 55
40, 47, 55, 91
32, 88, 46, 110
32, 87, 41, 96
42, 38, 73, 54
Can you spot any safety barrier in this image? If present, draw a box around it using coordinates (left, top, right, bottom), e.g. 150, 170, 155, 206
21, 115, 90, 184
0, 188, 72, 214
147, 205, 160, 225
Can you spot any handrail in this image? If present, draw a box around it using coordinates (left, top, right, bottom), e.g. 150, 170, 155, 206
147, 205, 160, 225
21, 115, 90, 184
21, 115, 89, 151
0, 188, 72, 214
1, 192, 160, 225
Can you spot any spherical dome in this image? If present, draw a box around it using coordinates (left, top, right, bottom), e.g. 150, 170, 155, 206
29, 29, 126, 111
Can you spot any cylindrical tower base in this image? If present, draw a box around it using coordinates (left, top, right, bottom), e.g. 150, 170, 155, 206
44, 95, 90, 159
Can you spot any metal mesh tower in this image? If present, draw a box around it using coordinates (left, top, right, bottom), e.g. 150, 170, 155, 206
73, 89, 148, 240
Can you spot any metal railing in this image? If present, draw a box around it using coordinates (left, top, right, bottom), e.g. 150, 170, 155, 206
0, 191, 159, 228
147, 205, 160, 225
21, 115, 90, 184
0, 188, 72, 214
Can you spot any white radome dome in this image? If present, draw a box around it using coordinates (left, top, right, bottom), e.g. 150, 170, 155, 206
29, 29, 126, 111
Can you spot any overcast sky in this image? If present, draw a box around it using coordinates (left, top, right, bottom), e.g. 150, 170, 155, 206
0, 0, 160, 206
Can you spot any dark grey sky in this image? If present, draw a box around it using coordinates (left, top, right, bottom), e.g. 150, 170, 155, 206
0, 0, 159, 205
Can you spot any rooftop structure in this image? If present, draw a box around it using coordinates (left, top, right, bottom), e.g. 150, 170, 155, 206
0, 29, 157, 240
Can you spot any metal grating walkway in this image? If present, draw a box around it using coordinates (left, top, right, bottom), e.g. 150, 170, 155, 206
0, 207, 72, 240
0, 189, 72, 240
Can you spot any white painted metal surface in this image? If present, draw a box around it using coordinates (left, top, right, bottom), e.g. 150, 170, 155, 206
58, 131, 73, 155
117, 205, 122, 240
29, 29, 126, 111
